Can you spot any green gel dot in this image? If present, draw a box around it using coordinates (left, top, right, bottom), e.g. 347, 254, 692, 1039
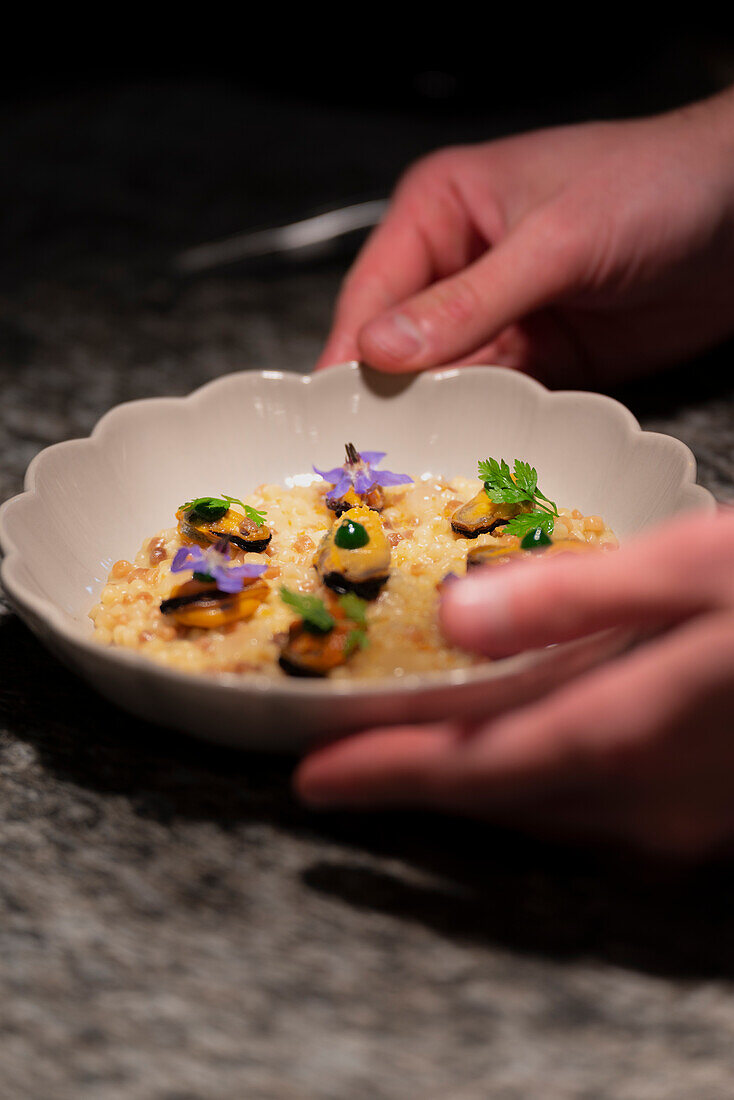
521, 527, 552, 550
334, 520, 369, 549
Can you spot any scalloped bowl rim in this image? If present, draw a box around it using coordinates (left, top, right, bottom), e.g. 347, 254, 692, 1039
0, 363, 716, 705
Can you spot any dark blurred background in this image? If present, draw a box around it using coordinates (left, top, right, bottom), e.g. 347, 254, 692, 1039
1, 19, 734, 500
4, 20, 734, 277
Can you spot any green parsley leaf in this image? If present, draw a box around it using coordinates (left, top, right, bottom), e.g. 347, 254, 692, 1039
280, 587, 335, 633
477, 458, 528, 504
505, 511, 556, 538
244, 505, 267, 526
344, 628, 369, 656
477, 456, 559, 533
337, 592, 368, 625
180, 496, 229, 521
512, 459, 538, 498
180, 494, 268, 526
220, 494, 267, 527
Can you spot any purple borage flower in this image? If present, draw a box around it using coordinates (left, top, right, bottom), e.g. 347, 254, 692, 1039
313, 444, 413, 501
171, 542, 267, 594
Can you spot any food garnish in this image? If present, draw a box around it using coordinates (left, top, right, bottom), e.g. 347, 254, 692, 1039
280, 587, 368, 637
451, 488, 529, 538
314, 443, 413, 514
336, 591, 368, 626
334, 518, 369, 549
521, 527, 553, 549
477, 458, 559, 539
180, 494, 267, 527
221, 495, 267, 526
177, 494, 271, 553
280, 586, 336, 633
160, 543, 269, 628
179, 496, 228, 521
314, 504, 391, 599
169, 543, 267, 592
278, 587, 369, 676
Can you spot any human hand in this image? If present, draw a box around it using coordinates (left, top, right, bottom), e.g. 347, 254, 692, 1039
318, 89, 734, 386
295, 510, 734, 858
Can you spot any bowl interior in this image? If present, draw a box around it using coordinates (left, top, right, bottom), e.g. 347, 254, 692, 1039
1, 363, 712, 636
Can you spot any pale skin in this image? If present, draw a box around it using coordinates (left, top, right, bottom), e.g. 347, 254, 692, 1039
296, 88, 734, 857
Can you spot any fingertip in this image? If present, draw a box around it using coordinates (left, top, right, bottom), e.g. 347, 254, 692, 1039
292, 752, 336, 807
358, 312, 429, 372
293, 725, 455, 808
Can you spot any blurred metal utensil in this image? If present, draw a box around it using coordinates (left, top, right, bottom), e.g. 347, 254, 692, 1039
174, 198, 388, 275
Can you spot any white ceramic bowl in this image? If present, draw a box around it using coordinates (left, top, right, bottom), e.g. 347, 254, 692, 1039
0, 363, 715, 751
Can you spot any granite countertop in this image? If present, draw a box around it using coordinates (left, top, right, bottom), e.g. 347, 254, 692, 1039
2, 79, 734, 1100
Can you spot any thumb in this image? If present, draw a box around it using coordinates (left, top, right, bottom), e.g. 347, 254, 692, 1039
357, 203, 586, 372
439, 514, 730, 658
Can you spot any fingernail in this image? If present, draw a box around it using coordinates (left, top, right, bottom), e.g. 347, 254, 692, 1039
440, 573, 515, 652
363, 312, 424, 363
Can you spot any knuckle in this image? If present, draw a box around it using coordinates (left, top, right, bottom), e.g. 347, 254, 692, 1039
525, 202, 587, 283
395, 145, 470, 196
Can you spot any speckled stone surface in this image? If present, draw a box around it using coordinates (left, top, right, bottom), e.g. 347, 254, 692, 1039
2, 80, 734, 1100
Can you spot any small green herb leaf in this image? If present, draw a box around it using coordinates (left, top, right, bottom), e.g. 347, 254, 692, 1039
344, 628, 369, 656
477, 458, 525, 503
337, 592, 368, 625
280, 587, 335, 633
512, 459, 538, 498
244, 505, 267, 526
180, 494, 267, 526
221, 494, 267, 527
192, 570, 215, 583
505, 511, 556, 539
180, 496, 229, 521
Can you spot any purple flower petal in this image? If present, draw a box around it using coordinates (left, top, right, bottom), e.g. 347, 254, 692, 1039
171, 546, 206, 573
326, 474, 352, 500
211, 567, 238, 593
353, 471, 375, 494
371, 470, 414, 487
313, 464, 346, 484
241, 562, 268, 578
212, 562, 267, 593
358, 451, 387, 466
210, 567, 241, 592
315, 448, 413, 501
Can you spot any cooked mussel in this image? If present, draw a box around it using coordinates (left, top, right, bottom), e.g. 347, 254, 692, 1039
279, 624, 350, 677
178, 505, 271, 553
160, 577, 269, 628
279, 591, 366, 677
314, 505, 391, 600
451, 489, 529, 538
466, 539, 597, 570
